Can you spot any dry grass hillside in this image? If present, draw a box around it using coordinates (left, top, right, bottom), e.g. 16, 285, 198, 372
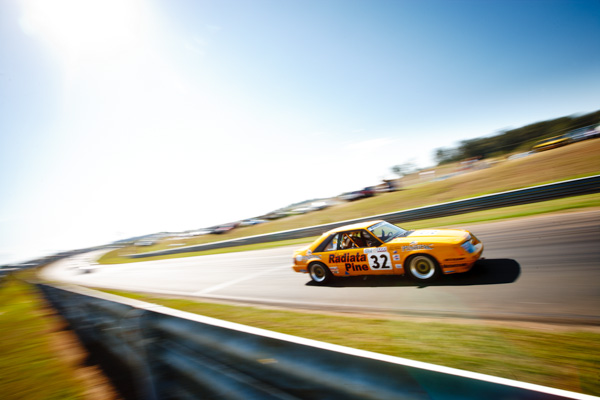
129, 138, 600, 252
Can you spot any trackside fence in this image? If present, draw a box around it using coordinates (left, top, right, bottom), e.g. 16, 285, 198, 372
37, 282, 596, 400
130, 175, 600, 258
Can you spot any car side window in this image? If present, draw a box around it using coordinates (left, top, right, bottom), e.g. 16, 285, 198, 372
361, 230, 381, 248
321, 230, 381, 252
339, 231, 372, 249
323, 233, 340, 251
339, 233, 355, 250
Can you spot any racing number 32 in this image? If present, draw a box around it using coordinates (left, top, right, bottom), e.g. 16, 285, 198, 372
369, 252, 392, 270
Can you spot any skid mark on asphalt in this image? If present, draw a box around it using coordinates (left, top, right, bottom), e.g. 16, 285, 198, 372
194, 265, 290, 295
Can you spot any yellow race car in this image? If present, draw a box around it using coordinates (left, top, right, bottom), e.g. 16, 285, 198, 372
531, 133, 572, 152
292, 220, 483, 284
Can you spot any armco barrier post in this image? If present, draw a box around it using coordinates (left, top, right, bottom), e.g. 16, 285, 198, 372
120, 308, 159, 400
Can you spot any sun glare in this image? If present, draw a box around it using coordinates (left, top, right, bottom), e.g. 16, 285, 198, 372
19, 0, 145, 63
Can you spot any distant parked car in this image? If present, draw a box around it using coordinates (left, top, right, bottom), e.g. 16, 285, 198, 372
211, 223, 239, 234
309, 201, 330, 210
340, 187, 376, 201
135, 239, 156, 246
340, 191, 361, 201
240, 219, 266, 226
568, 125, 600, 142
532, 133, 572, 152
378, 180, 399, 192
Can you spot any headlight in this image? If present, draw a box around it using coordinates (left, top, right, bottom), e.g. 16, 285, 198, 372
461, 240, 476, 254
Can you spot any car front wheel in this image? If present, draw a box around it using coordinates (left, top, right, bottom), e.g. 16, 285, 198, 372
406, 254, 440, 282
309, 262, 333, 285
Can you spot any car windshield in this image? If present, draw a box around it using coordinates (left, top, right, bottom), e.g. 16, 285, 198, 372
367, 221, 408, 243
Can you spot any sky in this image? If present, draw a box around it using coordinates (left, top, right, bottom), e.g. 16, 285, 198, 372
1, 0, 599, 264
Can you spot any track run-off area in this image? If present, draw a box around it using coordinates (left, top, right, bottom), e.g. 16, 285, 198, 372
42, 210, 600, 326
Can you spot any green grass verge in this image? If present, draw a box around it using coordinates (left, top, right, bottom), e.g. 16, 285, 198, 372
98, 192, 600, 264
100, 289, 600, 396
0, 276, 86, 400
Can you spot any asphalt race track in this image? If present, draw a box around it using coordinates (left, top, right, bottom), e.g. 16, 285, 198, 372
42, 210, 600, 325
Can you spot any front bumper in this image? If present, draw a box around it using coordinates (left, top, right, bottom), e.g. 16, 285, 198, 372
292, 265, 308, 273
441, 242, 483, 274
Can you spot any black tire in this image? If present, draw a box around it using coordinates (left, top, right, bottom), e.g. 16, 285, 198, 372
309, 262, 333, 285
405, 254, 440, 282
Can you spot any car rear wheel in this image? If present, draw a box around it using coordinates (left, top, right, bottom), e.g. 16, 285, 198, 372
309, 262, 332, 285
406, 254, 439, 282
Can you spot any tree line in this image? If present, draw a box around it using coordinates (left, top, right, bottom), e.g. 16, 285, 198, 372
433, 110, 600, 165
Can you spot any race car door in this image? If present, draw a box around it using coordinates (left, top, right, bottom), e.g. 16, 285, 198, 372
328, 230, 395, 277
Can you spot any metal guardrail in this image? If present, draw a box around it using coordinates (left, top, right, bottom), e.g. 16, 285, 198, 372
131, 175, 600, 258
37, 282, 596, 400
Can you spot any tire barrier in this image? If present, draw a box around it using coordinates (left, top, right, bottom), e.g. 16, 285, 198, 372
130, 175, 600, 258
37, 283, 595, 400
